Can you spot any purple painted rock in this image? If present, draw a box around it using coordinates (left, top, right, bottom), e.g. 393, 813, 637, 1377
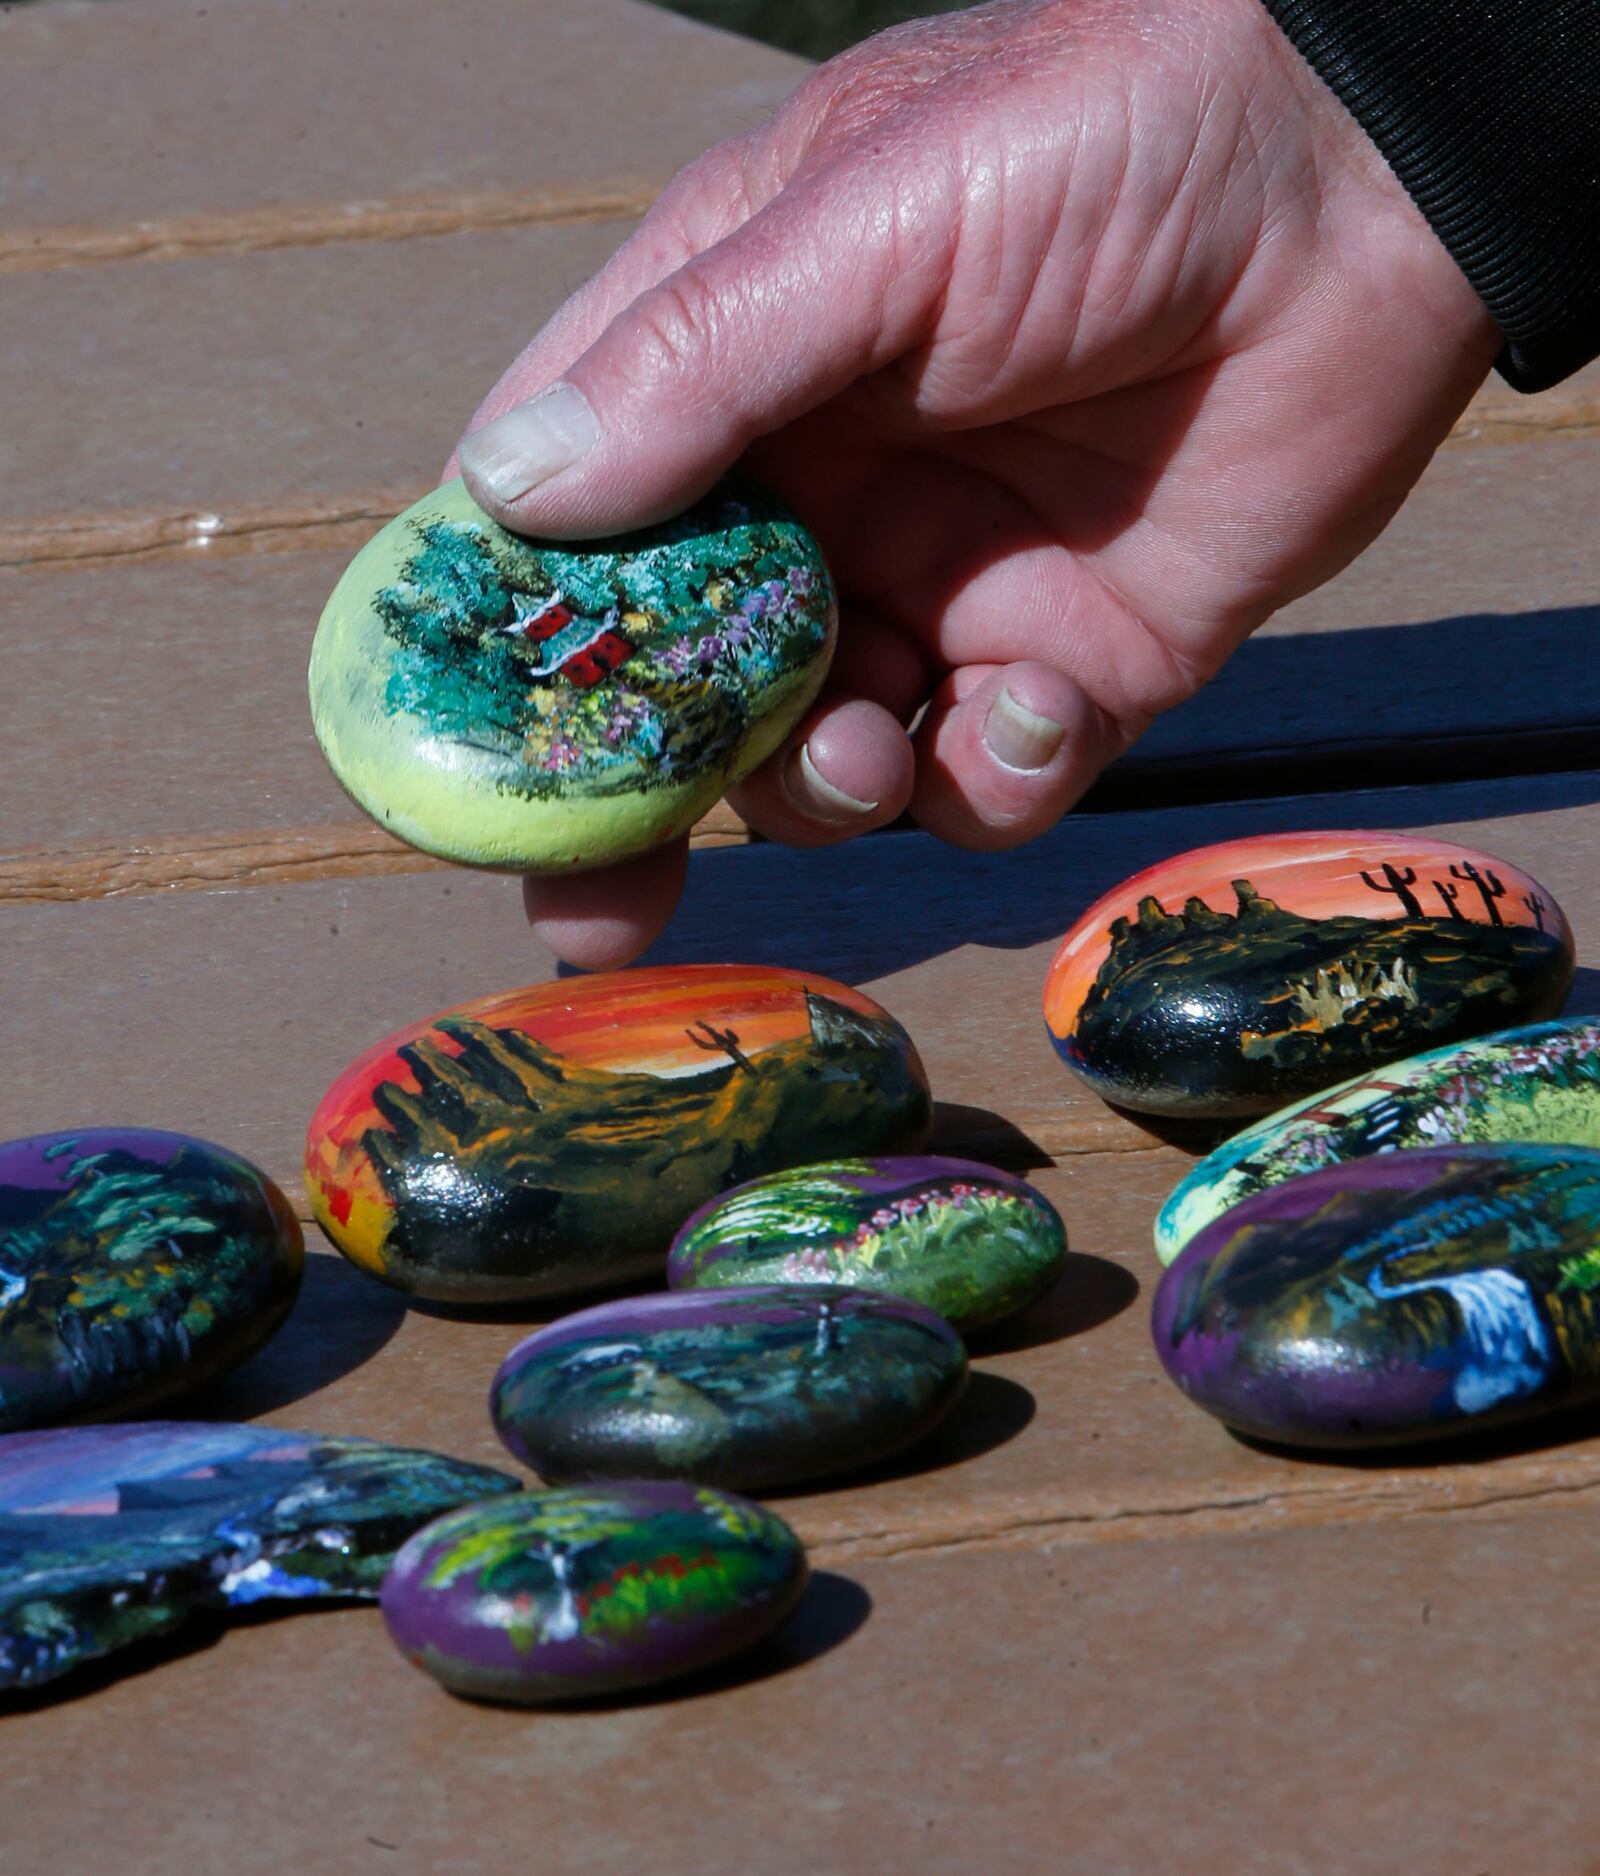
381, 1481, 808, 1703
667, 1156, 1065, 1332
1153, 1142, 1600, 1448
0, 1128, 303, 1431
490, 1285, 967, 1490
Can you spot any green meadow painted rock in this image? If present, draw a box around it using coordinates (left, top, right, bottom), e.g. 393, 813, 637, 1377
490, 1286, 967, 1490
668, 1156, 1066, 1332
309, 477, 836, 871
0, 1128, 303, 1431
381, 1482, 808, 1703
306, 964, 931, 1304
0, 1423, 519, 1690
1044, 831, 1572, 1119
1156, 1016, 1600, 1264
1154, 1144, 1600, 1448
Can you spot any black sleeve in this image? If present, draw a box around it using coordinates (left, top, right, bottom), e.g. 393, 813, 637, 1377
1259, 0, 1600, 392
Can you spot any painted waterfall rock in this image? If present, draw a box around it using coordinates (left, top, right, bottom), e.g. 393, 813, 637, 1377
1156, 1016, 1600, 1264
1153, 1144, 1600, 1448
0, 1129, 303, 1432
309, 477, 836, 871
305, 965, 932, 1303
490, 1286, 967, 1491
382, 1481, 808, 1703
0, 1422, 519, 1690
1043, 831, 1572, 1120
668, 1157, 1066, 1332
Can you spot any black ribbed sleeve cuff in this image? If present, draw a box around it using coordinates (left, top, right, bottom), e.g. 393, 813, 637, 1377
1260, 0, 1600, 391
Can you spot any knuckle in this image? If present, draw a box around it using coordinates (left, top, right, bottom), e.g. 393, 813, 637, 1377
629, 265, 725, 388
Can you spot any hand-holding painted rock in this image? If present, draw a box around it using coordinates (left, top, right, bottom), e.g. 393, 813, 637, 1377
0, 1422, 519, 1690
1153, 1143, 1600, 1448
306, 964, 931, 1303
1156, 1015, 1600, 1263
382, 1482, 808, 1703
0, 1129, 303, 1431
490, 1286, 967, 1491
668, 1157, 1065, 1332
1044, 831, 1572, 1119
309, 478, 836, 871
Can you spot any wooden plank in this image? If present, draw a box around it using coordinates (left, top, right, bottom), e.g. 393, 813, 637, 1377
4, 775, 1600, 1585
0, 0, 803, 259
5, 1493, 1598, 1875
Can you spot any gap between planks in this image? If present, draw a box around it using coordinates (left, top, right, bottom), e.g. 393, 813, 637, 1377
0, 180, 663, 276
5, 385, 1596, 574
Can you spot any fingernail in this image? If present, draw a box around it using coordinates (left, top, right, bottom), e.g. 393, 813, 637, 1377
983, 686, 1066, 773
460, 382, 601, 503
781, 742, 879, 823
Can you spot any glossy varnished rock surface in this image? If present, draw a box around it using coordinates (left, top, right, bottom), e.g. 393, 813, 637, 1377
305, 965, 931, 1303
1154, 1144, 1600, 1447
490, 1286, 967, 1490
1157, 1015, 1600, 1263
382, 1481, 807, 1703
1044, 830, 1573, 1119
667, 1156, 1066, 1332
0, 1129, 303, 1431
0, 1422, 519, 1690
309, 478, 835, 871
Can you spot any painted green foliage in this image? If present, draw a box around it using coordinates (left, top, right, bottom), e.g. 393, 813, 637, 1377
0, 1138, 301, 1426
373, 481, 833, 799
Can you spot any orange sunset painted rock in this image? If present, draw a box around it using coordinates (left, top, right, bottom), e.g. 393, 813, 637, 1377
1043, 831, 1574, 1119
305, 965, 932, 1303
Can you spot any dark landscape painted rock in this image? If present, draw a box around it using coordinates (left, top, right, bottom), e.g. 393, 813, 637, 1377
306, 964, 932, 1303
490, 1286, 967, 1490
309, 477, 836, 871
382, 1481, 807, 1704
0, 1129, 303, 1431
1156, 1015, 1600, 1264
0, 1423, 520, 1690
667, 1157, 1066, 1332
1153, 1143, 1600, 1448
1043, 831, 1572, 1120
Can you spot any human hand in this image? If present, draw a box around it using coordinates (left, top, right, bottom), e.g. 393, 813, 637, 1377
451, 0, 1500, 967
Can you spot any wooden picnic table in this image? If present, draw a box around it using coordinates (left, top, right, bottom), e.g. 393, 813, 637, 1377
2, 0, 1599, 1867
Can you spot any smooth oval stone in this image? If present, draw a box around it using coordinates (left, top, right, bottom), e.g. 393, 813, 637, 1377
0, 1128, 303, 1431
382, 1481, 807, 1703
305, 964, 932, 1303
0, 1422, 519, 1690
667, 1156, 1066, 1332
490, 1285, 966, 1490
1153, 1143, 1600, 1448
1156, 1015, 1600, 1264
1043, 830, 1572, 1120
309, 477, 836, 871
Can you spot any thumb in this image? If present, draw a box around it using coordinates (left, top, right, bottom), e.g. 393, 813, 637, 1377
459, 166, 947, 538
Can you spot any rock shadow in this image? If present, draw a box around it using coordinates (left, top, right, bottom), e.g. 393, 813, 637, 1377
967, 1251, 1140, 1356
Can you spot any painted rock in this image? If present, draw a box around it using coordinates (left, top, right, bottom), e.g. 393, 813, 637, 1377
1156, 1015, 1600, 1264
382, 1481, 808, 1703
0, 1422, 519, 1690
1043, 830, 1572, 1120
1153, 1143, 1600, 1448
0, 1129, 303, 1432
667, 1156, 1066, 1333
306, 964, 932, 1303
490, 1286, 966, 1490
309, 477, 836, 871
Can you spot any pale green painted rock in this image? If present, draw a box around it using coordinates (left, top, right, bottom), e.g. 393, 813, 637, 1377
309, 478, 836, 871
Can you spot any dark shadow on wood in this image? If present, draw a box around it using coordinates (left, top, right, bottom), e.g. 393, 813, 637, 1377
1230, 1391, 1600, 1471
1563, 965, 1600, 1018
172, 1252, 408, 1420
929, 1102, 1054, 1170
967, 1251, 1140, 1356
1082, 605, 1600, 812
633, 769, 1600, 985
